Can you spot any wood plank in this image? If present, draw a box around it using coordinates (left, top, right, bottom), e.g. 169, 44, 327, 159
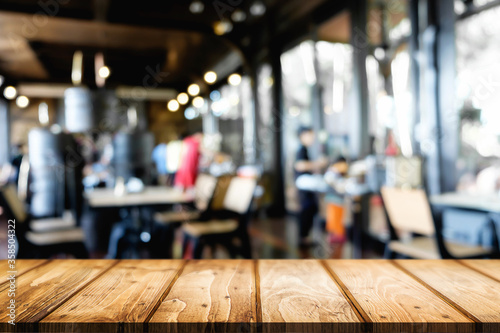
459, 260, 500, 282
258, 260, 360, 332
149, 260, 256, 333
0, 260, 114, 332
40, 260, 183, 333
397, 260, 500, 332
325, 260, 473, 333
0, 259, 48, 284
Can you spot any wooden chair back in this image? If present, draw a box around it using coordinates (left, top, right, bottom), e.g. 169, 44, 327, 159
193, 174, 217, 211
222, 177, 257, 214
380, 186, 435, 236
0, 185, 28, 224
209, 175, 233, 211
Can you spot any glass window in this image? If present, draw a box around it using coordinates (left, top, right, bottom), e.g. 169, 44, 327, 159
455, 4, 500, 193
281, 40, 316, 211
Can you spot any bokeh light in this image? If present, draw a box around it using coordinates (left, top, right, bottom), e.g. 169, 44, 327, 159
16, 95, 30, 108
177, 92, 189, 105
188, 84, 200, 96
204, 71, 217, 84
167, 99, 180, 112
3, 86, 17, 100
228, 73, 242, 86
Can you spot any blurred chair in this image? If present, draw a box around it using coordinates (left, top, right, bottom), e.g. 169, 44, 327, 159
148, 174, 218, 258
154, 174, 217, 225
381, 186, 500, 259
0, 184, 87, 258
182, 176, 257, 259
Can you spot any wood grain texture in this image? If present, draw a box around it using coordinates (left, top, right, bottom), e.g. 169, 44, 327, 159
0, 259, 48, 284
0, 260, 114, 332
325, 260, 473, 333
40, 260, 183, 333
459, 260, 500, 282
258, 260, 360, 332
149, 260, 256, 333
2, 259, 500, 333
397, 259, 500, 332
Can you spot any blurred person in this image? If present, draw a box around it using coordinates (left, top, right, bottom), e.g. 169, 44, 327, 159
9, 143, 27, 185
166, 136, 184, 186
152, 142, 168, 185
330, 156, 348, 176
385, 130, 399, 156
294, 126, 328, 246
174, 131, 203, 191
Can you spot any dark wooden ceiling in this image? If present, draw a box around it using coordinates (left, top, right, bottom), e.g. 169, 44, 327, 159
0, 0, 348, 91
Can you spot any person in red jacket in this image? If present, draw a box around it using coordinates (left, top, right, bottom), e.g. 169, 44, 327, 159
174, 132, 203, 190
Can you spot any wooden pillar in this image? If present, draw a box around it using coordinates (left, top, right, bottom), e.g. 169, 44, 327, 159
349, 0, 370, 160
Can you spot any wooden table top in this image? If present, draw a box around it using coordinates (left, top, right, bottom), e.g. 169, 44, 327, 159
84, 186, 194, 208
1, 259, 499, 332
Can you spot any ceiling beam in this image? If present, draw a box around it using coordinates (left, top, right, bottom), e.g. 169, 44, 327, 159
0, 35, 48, 80
17, 82, 177, 100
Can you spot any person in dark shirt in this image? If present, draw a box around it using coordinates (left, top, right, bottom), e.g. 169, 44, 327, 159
294, 126, 328, 246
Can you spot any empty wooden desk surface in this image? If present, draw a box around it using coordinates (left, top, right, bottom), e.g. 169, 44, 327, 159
1, 259, 499, 332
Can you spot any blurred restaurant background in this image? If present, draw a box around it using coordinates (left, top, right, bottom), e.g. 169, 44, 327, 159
0, 0, 499, 260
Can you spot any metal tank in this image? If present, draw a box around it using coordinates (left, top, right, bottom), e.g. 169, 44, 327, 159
28, 128, 84, 218
112, 131, 154, 184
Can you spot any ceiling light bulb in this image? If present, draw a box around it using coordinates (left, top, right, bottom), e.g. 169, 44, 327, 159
204, 71, 217, 84
98, 66, 110, 79
231, 9, 246, 22
167, 99, 180, 112
213, 20, 233, 35
16, 95, 29, 108
228, 73, 242, 86
71, 50, 83, 85
193, 96, 205, 108
189, 1, 204, 14
177, 92, 189, 105
250, 1, 266, 16
187, 83, 200, 96
3, 86, 17, 100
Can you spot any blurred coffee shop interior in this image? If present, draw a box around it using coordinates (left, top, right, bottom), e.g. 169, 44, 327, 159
0, 0, 499, 260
